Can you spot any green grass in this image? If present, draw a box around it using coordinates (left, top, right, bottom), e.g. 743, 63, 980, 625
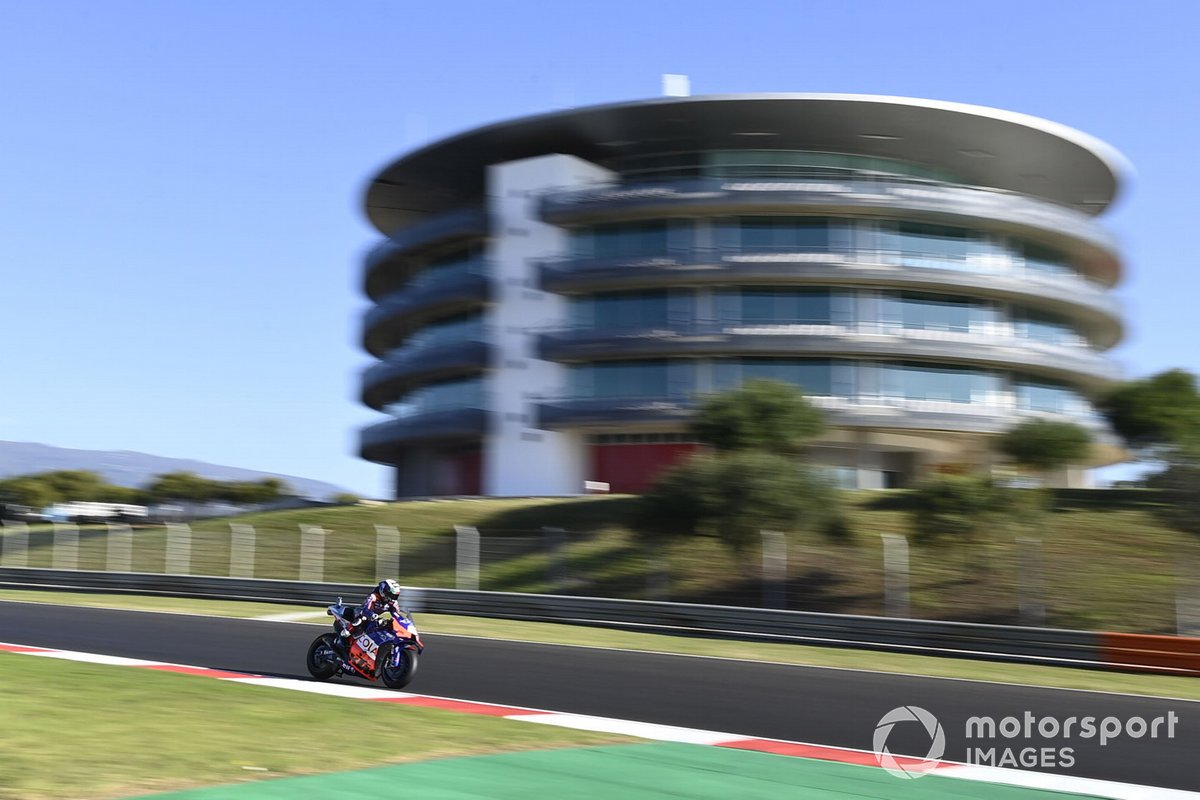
0, 651, 628, 800
3, 588, 1199, 702
1, 491, 1196, 632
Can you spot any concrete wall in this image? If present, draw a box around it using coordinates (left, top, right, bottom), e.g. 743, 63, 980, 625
483, 154, 614, 495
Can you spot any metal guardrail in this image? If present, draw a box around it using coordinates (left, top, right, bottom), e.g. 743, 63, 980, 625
0, 566, 1111, 669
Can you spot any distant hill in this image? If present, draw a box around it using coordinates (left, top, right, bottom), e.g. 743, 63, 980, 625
0, 441, 348, 500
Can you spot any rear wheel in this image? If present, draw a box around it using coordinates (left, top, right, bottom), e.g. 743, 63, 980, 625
379, 644, 418, 689
306, 633, 340, 680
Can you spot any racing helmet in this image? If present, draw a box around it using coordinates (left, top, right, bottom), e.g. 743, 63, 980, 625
377, 579, 401, 601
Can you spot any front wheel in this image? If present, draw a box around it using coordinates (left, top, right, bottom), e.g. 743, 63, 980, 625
306, 633, 340, 681
379, 644, 418, 689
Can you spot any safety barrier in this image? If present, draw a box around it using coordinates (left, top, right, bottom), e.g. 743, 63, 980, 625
1099, 633, 1200, 674
1, 566, 1196, 675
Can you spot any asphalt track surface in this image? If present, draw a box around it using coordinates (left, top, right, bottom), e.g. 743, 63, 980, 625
2, 601, 1196, 792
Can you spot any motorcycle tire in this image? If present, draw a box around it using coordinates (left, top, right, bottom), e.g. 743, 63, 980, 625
306, 633, 340, 681
378, 643, 418, 689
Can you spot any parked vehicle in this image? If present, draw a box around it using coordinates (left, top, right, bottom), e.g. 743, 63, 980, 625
306, 598, 423, 689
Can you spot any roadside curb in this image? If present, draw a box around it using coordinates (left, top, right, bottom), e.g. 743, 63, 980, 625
2, 641, 1196, 799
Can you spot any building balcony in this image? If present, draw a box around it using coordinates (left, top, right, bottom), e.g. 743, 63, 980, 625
362, 266, 491, 357
360, 408, 489, 463
538, 177, 1119, 284
537, 249, 1122, 347
364, 208, 489, 300
362, 337, 491, 410
535, 321, 1121, 389
535, 392, 1115, 440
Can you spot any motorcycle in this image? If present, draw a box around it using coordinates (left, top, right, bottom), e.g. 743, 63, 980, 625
306, 597, 423, 689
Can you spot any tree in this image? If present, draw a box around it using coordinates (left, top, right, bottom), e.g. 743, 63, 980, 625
0, 476, 58, 510
907, 474, 1042, 545
1142, 438, 1200, 534
334, 492, 362, 505
147, 472, 218, 503
997, 419, 1093, 478
908, 474, 1001, 545
1098, 369, 1200, 453
635, 451, 844, 554
690, 379, 826, 454
213, 477, 291, 505
37, 470, 109, 502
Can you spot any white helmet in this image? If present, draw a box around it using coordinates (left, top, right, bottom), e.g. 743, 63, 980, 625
377, 579, 401, 601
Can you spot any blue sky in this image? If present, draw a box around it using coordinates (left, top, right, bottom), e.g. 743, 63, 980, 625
1, 1, 1195, 496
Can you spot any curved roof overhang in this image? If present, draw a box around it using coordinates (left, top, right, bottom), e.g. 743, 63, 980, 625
364, 94, 1130, 234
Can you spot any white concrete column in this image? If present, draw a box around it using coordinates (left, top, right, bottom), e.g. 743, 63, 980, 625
484, 154, 614, 496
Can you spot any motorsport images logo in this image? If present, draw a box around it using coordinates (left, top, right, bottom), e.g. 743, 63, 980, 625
874, 705, 1181, 778
872, 706, 946, 779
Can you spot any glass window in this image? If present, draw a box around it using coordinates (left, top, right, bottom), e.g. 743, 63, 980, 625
878, 363, 1001, 403
881, 292, 992, 332
568, 360, 694, 399
880, 222, 989, 268
409, 248, 484, 290
1012, 308, 1081, 345
385, 377, 485, 418
821, 466, 860, 489
570, 221, 688, 259
713, 358, 834, 396
388, 312, 485, 357
716, 216, 833, 252
1014, 378, 1085, 414
716, 288, 833, 324
1018, 242, 1076, 278
570, 290, 686, 330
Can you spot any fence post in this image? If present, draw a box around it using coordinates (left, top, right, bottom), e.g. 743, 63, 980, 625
454, 525, 479, 591
544, 526, 567, 592
1017, 536, 1046, 626
1177, 548, 1200, 637
230, 523, 255, 578
880, 533, 910, 618
105, 523, 133, 573
299, 525, 326, 583
643, 556, 672, 599
1, 521, 29, 568
165, 523, 192, 574
374, 525, 401, 581
53, 523, 79, 570
761, 530, 787, 609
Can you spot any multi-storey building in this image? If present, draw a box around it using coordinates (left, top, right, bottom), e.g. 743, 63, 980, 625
359, 94, 1127, 496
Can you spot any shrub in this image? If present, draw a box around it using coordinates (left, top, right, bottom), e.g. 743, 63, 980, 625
635, 451, 844, 553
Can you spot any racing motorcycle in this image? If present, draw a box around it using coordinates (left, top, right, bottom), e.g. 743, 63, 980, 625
306, 597, 423, 689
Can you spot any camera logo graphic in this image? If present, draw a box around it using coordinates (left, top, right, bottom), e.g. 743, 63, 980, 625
873, 705, 946, 779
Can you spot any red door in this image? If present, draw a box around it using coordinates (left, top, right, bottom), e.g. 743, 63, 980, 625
591, 443, 698, 494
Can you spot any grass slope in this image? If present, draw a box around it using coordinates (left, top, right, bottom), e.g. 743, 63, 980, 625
0, 652, 626, 800
1, 492, 1195, 633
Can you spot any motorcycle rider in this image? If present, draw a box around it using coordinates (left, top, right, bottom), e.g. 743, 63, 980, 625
338, 578, 403, 646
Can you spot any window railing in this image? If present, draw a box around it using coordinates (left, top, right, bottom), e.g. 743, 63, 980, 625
536, 318, 1102, 353
383, 323, 491, 362
535, 244, 1113, 296
539, 173, 1104, 218
534, 391, 1107, 429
